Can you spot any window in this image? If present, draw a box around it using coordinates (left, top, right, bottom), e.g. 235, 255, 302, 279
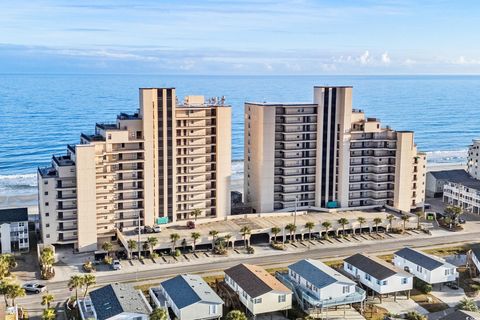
278, 294, 286, 303
45, 212, 49, 217
44, 191, 48, 195
402, 278, 408, 284
254, 298, 262, 304
44, 181, 48, 185
416, 265, 423, 273
209, 305, 217, 315
365, 274, 371, 281
346, 263, 353, 271
342, 286, 350, 294
45, 202, 49, 206
46, 223, 50, 228
46, 234, 50, 238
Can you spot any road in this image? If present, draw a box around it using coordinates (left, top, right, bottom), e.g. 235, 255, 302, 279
16, 230, 480, 319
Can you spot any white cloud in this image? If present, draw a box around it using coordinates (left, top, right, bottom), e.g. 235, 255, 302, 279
381, 52, 391, 64
453, 56, 480, 65
359, 50, 371, 64
402, 58, 416, 66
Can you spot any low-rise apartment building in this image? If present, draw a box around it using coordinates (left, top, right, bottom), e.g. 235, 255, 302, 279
0, 208, 29, 254
224, 264, 292, 316
393, 247, 458, 284
244, 86, 425, 213
343, 253, 413, 297
38, 88, 231, 252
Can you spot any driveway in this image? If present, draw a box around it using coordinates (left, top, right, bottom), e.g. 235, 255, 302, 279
376, 298, 429, 315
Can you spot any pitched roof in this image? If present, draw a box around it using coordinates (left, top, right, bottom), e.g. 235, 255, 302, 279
429, 170, 480, 189
395, 247, 452, 271
471, 246, 480, 261
344, 254, 411, 280
289, 259, 355, 289
440, 310, 480, 320
0, 208, 28, 223
224, 264, 291, 298
89, 283, 151, 320
161, 274, 223, 309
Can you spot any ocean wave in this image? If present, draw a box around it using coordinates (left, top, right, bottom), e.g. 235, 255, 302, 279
0, 173, 38, 196
0, 151, 467, 197
424, 149, 467, 163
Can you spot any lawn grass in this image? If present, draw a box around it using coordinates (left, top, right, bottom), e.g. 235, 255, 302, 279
423, 245, 470, 257
410, 289, 449, 313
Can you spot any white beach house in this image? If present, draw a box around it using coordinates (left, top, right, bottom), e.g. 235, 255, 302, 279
343, 254, 413, 298
393, 247, 458, 284
224, 264, 292, 316
276, 259, 366, 312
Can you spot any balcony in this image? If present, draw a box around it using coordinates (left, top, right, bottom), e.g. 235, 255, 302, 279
276, 272, 366, 310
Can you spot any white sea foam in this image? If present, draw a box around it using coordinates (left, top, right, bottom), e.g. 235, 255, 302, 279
424, 149, 467, 163
0, 150, 469, 198
0, 173, 38, 196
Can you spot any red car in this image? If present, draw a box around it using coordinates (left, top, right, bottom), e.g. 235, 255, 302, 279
186, 221, 195, 229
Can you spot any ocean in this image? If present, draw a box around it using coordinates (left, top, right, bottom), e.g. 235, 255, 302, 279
1, 74, 479, 197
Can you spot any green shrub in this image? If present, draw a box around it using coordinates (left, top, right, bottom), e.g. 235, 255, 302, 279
270, 242, 285, 250
414, 278, 432, 294
174, 249, 181, 257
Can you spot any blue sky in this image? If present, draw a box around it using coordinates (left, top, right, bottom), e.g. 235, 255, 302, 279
1, 0, 480, 74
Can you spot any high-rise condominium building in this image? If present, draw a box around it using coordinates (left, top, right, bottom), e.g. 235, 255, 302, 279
467, 139, 480, 180
244, 86, 426, 213
38, 88, 231, 252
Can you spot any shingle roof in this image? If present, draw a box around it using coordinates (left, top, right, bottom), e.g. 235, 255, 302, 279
161, 274, 223, 309
440, 310, 480, 320
429, 170, 480, 189
471, 246, 480, 261
395, 248, 450, 271
89, 283, 151, 320
344, 254, 410, 280
289, 259, 355, 289
224, 264, 291, 298
0, 208, 28, 223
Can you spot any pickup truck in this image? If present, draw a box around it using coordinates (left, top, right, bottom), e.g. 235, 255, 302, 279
23, 283, 47, 293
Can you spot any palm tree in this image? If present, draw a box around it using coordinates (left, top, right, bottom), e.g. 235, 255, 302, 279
386, 214, 395, 231
445, 205, 462, 227
337, 218, 349, 236
150, 308, 169, 320
456, 297, 479, 312
225, 310, 248, 320
191, 232, 201, 252
414, 211, 423, 229
285, 223, 297, 242
190, 208, 202, 221
357, 217, 366, 235
42, 308, 56, 320
401, 215, 409, 233
240, 226, 251, 248
271, 227, 281, 243
304, 222, 315, 240
127, 239, 137, 259
321, 221, 332, 239
101, 241, 113, 257
147, 236, 158, 256
373, 217, 382, 234
68, 275, 84, 301
41, 292, 54, 309
209, 230, 219, 250
170, 233, 180, 254
6, 284, 25, 306
39, 248, 55, 278
82, 274, 96, 298
224, 234, 232, 249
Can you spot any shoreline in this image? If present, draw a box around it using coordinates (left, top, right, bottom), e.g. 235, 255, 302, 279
0, 162, 468, 213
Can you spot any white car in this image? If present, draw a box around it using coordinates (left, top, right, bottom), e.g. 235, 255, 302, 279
153, 225, 162, 233
23, 283, 47, 293
111, 260, 122, 270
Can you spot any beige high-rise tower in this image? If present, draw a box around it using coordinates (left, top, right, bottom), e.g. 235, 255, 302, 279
38, 88, 231, 252
244, 86, 425, 213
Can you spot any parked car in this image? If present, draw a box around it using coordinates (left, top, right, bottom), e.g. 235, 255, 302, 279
186, 221, 195, 229
459, 218, 466, 224
134, 227, 146, 234
111, 260, 122, 270
446, 282, 459, 290
153, 225, 162, 233
23, 283, 47, 293
144, 226, 155, 233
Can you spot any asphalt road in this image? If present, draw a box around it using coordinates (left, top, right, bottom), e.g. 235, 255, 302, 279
17, 230, 480, 319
